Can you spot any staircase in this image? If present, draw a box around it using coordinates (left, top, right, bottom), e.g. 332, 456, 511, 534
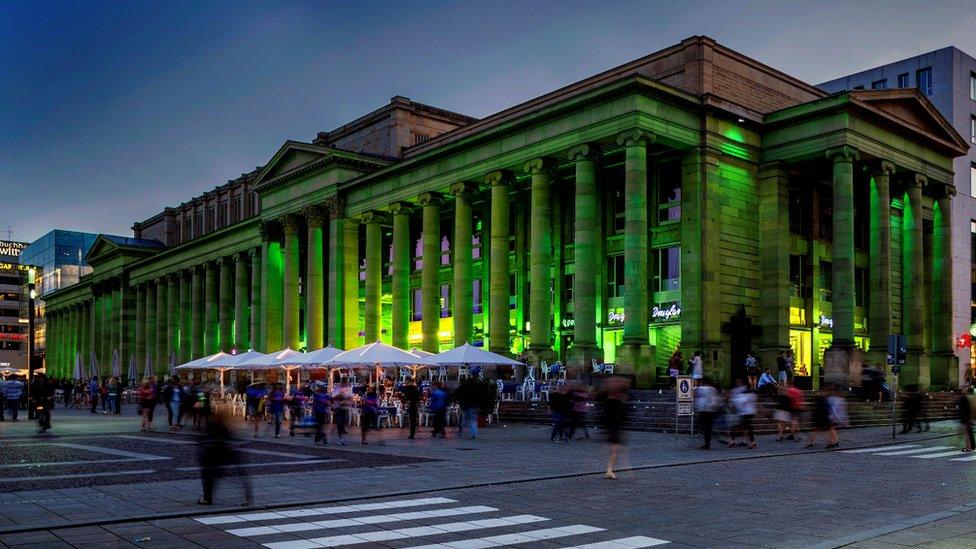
497, 390, 960, 434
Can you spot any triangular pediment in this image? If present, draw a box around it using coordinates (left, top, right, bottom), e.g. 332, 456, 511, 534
85, 235, 163, 265
252, 141, 330, 188
851, 89, 969, 155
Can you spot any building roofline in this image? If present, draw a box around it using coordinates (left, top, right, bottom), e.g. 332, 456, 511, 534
313, 96, 478, 145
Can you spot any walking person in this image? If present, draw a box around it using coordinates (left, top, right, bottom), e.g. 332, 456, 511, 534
163, 377, 182, 430
689, 351, 703, 387
600, 378, 629, 479
957, 387, 975, 452
360, 390, 378, 445
105, 377, 117, 415
287, 383, 308, 436
31, 373, 54, 434
745, 352, 759, 390
245, 382, 268, 437
331, 381, 350, 445
565, 382, 590, 441
695, 377, 721, 450
731, 381, 757, 449
196, 409, 252, 506
429, 381, 448, 439
88, 376, 100, 414
0, 375, 6, 421
776, 350, 789, 386
113, 377, 123, 414
402, 378, 421, 439
311, 383, 330, 444
267, 383, 286, 438
785, 381, 803, 441
825, 387, 848, 448
455, 378, 481, 440
138, 378, 157, 432
3, 375, 23, 422
548, 384, 569, 442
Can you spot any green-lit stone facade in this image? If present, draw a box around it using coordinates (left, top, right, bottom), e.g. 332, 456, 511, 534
42, 37, 969, 389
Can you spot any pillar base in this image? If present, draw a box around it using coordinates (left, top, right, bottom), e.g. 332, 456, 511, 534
616, 341, 655, 389
823, 346, 864, 388
928, 351, 958, 391
567, 344, 603, 379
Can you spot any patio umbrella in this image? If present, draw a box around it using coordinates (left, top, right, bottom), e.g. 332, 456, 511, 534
429, 342, 524, 378
175, 351, 232, 370
73, 351, 84, 381
142, 353, 153, 381
167, 351, 177, 376
210, 350, 268, 393
280, 345, 345, 391
89, 351, 99, 379
110, 348, 121, 377
127, 354, 137, 386
407, 348, 435, 379
326, 341, 432, 389
238, 348, 303, 391
176, 351, 246, 394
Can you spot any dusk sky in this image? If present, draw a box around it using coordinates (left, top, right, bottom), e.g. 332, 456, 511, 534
3, 0, 975, 242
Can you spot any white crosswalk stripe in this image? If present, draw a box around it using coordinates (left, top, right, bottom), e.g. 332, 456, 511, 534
194, 496, 671, 549
874, 446, 952, 455
841, 443, 976, 463
842, 444, 918, 453
911, 450, 969, 459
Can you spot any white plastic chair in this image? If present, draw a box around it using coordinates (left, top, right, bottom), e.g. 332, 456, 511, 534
515, 379, 531, 401
458, 366, 471, 381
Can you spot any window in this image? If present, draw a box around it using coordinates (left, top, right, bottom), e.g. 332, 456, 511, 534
412, 289, 422, 321
854, 267, 868, 307
971, 116, 976, 144
972, 164, 976, 198
971, 72, 976, 101
916, 67, 932, 96
611, 182, 625, 233
440, 284, 451, 318
652, 247, 680, 293
441, 236, 450, 266
473, 278, 483, 314
206, 207, 215, 233
472, 234, 481, 260
233, 196, 242, 223
871, 79, 887, 90
818, 187, 833, 241
658, 163, 681, 224
819, 261, 832, 303
563, 274, 574, 309
219, 202, 228, 228
182, 218, 191, 243
853, 85, 865, 90
897, 73, 910, 88
789, 255, 805, 298
607, 255, 625, 299
411, 131, 430, 144
413, 237, 423, 271
789, 186, 810, 236
195, 212, 204, 237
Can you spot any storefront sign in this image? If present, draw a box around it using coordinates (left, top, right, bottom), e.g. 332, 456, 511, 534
651, 303, 681, 321
0, 241, 27, 257
0, 333, 25, 342
607, 311, 625, 324
561, 318, 575, 328
819, 314, 833, 329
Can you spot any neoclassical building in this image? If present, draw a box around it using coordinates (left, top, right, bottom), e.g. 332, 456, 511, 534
42, 36, 969, 388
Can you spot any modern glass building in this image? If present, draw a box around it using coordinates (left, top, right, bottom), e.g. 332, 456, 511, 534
0, 240, 29, 368
19, 230, 100, 361
42, 36, 970, 389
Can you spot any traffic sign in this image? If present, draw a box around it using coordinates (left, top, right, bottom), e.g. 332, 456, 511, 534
677, 401, 693, 416
676, 376, 693, 401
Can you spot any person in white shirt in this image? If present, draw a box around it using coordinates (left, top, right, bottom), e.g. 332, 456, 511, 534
730, 381, 757, 449
695, 378, 722, 450
690, 351, 703, 386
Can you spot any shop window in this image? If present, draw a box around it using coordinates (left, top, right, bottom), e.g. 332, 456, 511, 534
441, 236, 450, 266
607, 255, 625, 299
854, 266, 868, 307
819, 261, 832, 303
440, 285, 451, 318
563, 274, 574, 307
652, 247, 680, 293
473, 278, 483, 314
411, 289, 422, 321
658, 162, 681, 224
789, 254, 806, 298
916, 67, 932, 96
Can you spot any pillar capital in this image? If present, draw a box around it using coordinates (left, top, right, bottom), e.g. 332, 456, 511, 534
868, 159, 896, 177
361, 210, 388, 225
388, 201, 413, 216
616, 128, 655, 148
930, 182, 957, 199
567, 143, 600, 162
523, 157, 557, 176
325, 195, 345, 218
280, 214, 302, 235
417, 192, 444, 207
911, 172, 928, 188
758, 160, 789, 178
231, 252, 245, 262
303, 205, 328, 226
485, 170, 514, 188
825, 145, 860, 164
450, 182, 478, 198
248, 246, 259, 259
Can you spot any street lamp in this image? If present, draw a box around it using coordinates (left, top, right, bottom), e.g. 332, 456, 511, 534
26, 267, 36, 420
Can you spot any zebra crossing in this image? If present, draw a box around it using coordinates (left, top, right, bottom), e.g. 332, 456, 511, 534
194, 496, 670, 548
842, 443, 976, 462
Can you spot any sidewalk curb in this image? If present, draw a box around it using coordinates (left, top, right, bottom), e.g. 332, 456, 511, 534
0, 430, 956, 536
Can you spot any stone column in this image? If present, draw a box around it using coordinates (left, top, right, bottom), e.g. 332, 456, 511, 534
249, 248, 262, 352
100, 291, 110, 369
281, 214, 301, 350
109, 282, 120, 364
205, 264, 218, 354
190, 266, 204, 359
567, 145, 601, 371
145, 283, 156, 373
46, 311, 56, 375
167, 274, 179, 364
827, 146, 859, 348
487, 171, 512, 355
903, 174, 928, 387
135, 284, 145, 368
452, 183, 476, 346
616, 129, 654, 383
326, 198, 348, 347
304, 206, 326, 350
931, 183, 957, 388
525, 158, 555, 363
218, 258, 233, 352
867, 161, 895, 367
342, 212, 360, 347
260, 221, 284, 351
758, 161, 791, 366
234, 252, 249, 351
363, 211, 385, 343
419, 192, 442, 353
155, 276, 168, 369
389, 202, 412, 349
179, 271, 191, 363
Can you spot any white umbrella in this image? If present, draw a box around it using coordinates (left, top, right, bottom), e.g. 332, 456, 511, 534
327, 341, 432, 388
167, 351, 177, 376
176, 351, 243, 394
73, 351, 84, 381
89, 351, 99, 379
283, 345, 345, 390
142, 353, 153, 381
127, 354, 137, 386
110, 348, 121, 377
175, 351, 232, 370
429, 342, 524, 379
406, 348, 435, 379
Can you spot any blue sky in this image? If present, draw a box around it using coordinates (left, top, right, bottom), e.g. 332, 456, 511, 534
3, 0, 975, 242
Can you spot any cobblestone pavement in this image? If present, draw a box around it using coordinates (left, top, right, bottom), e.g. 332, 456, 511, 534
0, 407, 972, 547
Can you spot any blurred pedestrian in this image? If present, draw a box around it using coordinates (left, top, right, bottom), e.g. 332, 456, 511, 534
197, 409, 252, 506
113, 376, 123, 414
689, 351, 703, 387
668, 350, 682, 390
267, 383, 286, 438
245, 381, 268, 437
566, 383, 590, 441
138, 378, 157, 432
548, 384, 570, 442
731, 381, 757, 449
3, 375, 24, 422
429, 381, 448, 439
288, 383, 308, 437
825, 387, 848, 448
331, 381, 350, 445
957, 387, 975, 452
360, 390, 378, 445
88, 376, 100, 414
695, 377, 721, 450
311, 383, 330, 444
745, 352, 759, 390
32, 373, 54, 434
402, 378, 421, 439
901, 384, 923, 434
600, 378, 629, 479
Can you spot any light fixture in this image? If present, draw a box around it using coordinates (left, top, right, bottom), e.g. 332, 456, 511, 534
737, 117, 745, 123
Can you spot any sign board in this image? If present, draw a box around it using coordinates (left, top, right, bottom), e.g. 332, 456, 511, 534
677, 401, 693, 416
676, 375, 693, 401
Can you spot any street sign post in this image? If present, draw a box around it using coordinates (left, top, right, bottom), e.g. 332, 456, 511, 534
676, 375, 694, 438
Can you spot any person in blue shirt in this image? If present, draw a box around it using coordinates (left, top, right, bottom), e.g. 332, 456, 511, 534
3, 376, 24, 421
267, 383, 286, 438
88, 376, 100, 414
245, 382, 268, 437
429, 381, 448, 439
311, 384, 331, 444
287, 384, 308, 437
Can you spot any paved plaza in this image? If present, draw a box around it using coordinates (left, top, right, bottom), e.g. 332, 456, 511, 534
0, 407, 973, 547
